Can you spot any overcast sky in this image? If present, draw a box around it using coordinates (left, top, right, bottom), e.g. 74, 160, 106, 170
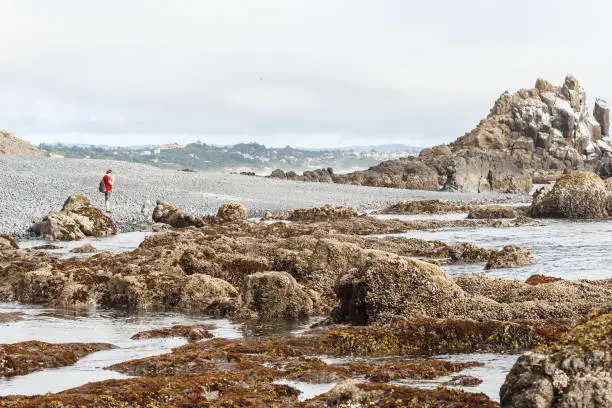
1, 0, 611, 148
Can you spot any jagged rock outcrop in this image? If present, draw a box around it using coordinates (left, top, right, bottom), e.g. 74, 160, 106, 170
29, 195, 117, 240
500, 309, 612, 408
0, 130, 41, 155
529, 171, 608, 219
433, 76, 612, 175
270, 75, 612, 192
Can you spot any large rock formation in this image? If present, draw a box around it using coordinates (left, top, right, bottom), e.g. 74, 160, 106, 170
529, 171, 608, 219
270, 75, 612, 192
425, 75, 612, 179
0, 130, 40, 156
500, 309, 612, 408
29, 195, 117, 240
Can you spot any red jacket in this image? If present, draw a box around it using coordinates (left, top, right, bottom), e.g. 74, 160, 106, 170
103, 174, 113, 192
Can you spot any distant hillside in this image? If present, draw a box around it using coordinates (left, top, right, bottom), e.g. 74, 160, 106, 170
38, 141, 417, 173
336, 144, 422, 154
0, 131, 40, 156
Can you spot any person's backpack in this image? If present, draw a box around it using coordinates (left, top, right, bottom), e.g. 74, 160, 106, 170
99, 177, 106, 193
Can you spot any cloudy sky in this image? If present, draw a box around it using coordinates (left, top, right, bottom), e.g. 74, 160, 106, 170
1, 0, 610, 148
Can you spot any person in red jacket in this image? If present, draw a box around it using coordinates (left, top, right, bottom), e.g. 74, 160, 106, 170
103, 169, 115, 213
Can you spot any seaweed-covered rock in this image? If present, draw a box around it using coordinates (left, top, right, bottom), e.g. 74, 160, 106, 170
29, 195, 117, 240
380, 200, 470, 215
500, 310, 612, 408
0, 341, 113, 378
486, 245, 535, 269
242, 271, 315, 319
178, 274, 241, 317
217, 202, 247, 221
288, 205, 358, 222
529, 171, 608, 219
468, 205, 521, 219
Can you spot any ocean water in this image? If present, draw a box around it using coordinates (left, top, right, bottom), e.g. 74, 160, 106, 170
371, 217, 612, 281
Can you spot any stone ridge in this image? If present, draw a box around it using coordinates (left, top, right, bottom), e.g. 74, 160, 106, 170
0, 131, 40, 156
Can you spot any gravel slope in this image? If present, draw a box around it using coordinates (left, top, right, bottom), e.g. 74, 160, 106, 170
1, 157, 528, 237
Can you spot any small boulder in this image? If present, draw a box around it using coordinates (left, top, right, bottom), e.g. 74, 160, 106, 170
242, 271, 314, 319
29, 195, 117, 241
486, 245, 535, 269
0, 234, 19, 250
500, 311, 612, 408
152, 201, 204, 228
529, 171, 608, 219
325, 379, 365, 407
217, 203, 248, 221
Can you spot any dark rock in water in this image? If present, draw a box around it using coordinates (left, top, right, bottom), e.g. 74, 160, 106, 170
32, 244, 63, 250
529, 171, 608, 219
0, 312, 23, 323
445, 375, 483, 387
486, 245, 535, 269
130, 324, 214, 341
29, 195, 117, 241
500, 309, 612, 408
70, 244, 98, 253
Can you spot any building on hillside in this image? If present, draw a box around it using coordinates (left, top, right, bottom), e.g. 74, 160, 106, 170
158, 143, 184, 150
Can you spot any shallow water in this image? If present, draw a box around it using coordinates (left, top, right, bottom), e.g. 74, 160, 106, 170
17, 231, 153, 258
374, 218, 612, 281
0, 303, 315, 396
393, 353, 519, 402
3, 216, 605, 401
373, 213, 470, 221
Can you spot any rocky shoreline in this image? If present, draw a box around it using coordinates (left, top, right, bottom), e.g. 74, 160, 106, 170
1, 172, 610, 407
0, 156, 526, 239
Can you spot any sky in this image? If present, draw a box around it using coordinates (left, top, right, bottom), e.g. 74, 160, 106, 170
1, 0, 611, 148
